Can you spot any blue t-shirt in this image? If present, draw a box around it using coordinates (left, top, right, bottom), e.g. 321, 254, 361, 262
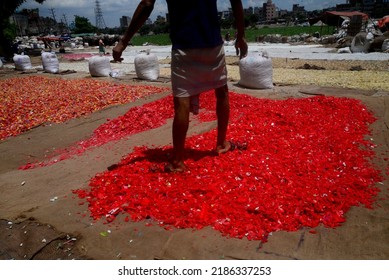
166, 0, 223, 49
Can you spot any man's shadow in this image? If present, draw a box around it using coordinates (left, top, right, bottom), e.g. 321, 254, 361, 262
107, 147, 217, 172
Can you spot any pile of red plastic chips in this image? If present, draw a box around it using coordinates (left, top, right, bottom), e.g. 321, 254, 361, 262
71, 92, 384, 241
0, 76, 167, 140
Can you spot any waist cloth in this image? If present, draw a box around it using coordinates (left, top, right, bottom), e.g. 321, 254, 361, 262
171, 44, 227, 97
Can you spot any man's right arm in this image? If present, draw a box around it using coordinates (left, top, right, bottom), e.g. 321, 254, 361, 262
230, 0, 248, 58
113, 0, 156, 61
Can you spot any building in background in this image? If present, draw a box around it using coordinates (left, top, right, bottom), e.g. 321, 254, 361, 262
341, 0, 389, 17
10, 14, 29, 36
120, 16, 131, 29
263, 0, 278, 22
11, 8, 64, 36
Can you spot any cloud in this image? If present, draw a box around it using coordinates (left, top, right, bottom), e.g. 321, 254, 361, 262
38, 0, 90, 9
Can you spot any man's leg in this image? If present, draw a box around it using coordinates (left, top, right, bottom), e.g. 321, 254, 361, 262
169, 96, 190, 171
215, 84, 231, 154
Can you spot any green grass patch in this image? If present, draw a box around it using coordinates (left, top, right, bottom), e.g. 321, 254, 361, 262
131, 33, 171, 46
223, 26, 336, 42
129, 25, 336, 46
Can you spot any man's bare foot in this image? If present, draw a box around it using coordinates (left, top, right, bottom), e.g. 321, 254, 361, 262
164, 160, 187, 173
216, 140, 232, 154
216, 141, 248, 154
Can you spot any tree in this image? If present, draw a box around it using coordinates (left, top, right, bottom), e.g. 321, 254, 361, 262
153, 22, 169, 35
248, 14, 260, 27
73, 15, 96, 34
0, 0, 45, 58
220, 18, 234, 29
139, 24, 152, 36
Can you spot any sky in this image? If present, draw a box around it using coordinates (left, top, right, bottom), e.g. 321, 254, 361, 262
19, 0, 346, 28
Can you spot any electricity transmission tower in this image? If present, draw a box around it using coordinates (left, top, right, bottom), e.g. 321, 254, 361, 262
49, 8, 57, 33
49, 8, 57, 22
61, 14, 69, 33
62, 14, 69, 28
95, 0, 107, 31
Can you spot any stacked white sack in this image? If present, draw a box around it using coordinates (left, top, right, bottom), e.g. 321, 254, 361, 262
134, 50, 159, 81
41, 51, 59, 73
13, 54, 33, 71
88, 56, 112, 77
239, 52, 273, 89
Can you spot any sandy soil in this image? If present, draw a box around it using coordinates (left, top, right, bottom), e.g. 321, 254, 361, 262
0, 55, 388, 260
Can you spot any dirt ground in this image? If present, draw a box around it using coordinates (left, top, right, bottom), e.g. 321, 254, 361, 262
0, 56, 388, 260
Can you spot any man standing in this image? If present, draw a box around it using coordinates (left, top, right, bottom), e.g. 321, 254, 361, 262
98, 38, 105, 55
113, 0, 247, 172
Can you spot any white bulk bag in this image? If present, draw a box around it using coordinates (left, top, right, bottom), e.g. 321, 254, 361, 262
239, 52, 273, 89
13, 54, 32, 71
337, 47, 352, 53
41, 51, 59, 73
350, 32, 371, 53
134, 50, 159, 81
88, 56, 112, 77
382, 39, 389, 52
0, 59, 3, 68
